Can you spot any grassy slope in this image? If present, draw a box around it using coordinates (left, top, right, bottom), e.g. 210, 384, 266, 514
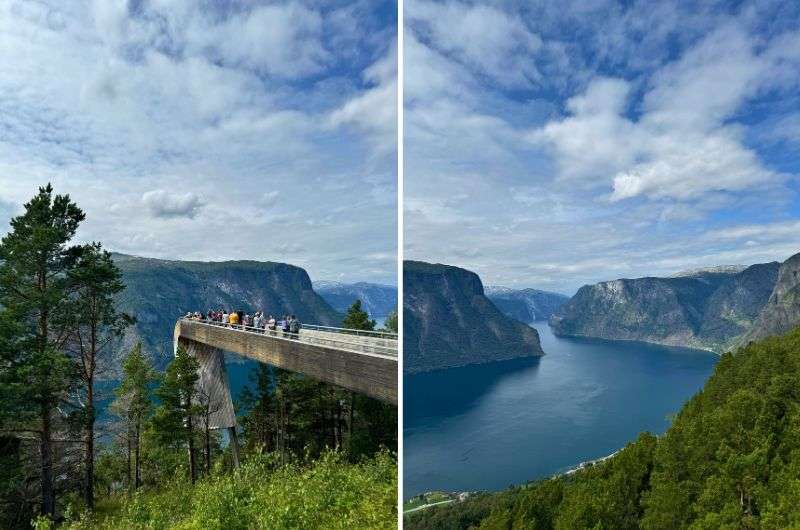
65, 451, 397, 530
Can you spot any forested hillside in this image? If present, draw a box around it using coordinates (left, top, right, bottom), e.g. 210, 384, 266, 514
407, 325, 800, 529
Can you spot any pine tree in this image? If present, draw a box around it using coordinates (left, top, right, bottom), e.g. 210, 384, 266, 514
152, 345, 201, 483
383, 310, 398, 333
64, 242, 132, 509
112, 342, 155, 491
239, 364, 277, 453
342, 300, 375, 331
0, 184, 85, 517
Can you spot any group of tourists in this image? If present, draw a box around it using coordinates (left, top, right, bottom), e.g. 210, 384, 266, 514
183, 310, 302, 336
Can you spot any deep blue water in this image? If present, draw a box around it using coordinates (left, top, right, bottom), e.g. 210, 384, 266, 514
403, 322, 719, 498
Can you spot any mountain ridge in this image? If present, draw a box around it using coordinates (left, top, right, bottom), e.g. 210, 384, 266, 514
111, 253, 342, 371
404, 261, 543, 374
313, 280, 397, 317
550, 261, 780, 352
485, 286, 570, 323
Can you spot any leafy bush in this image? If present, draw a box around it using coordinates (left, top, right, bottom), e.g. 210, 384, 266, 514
65, 450, 397, 529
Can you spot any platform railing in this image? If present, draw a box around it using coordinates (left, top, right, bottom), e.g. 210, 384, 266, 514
298, 323, 397, 340
179, 317, 398, 358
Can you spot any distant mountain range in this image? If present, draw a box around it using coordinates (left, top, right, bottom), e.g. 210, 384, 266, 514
551, 260, 782, 352
312, 281, 397, 317
112, 253, 341, 371
484, 286, 569, 323
404, 261, 543, 374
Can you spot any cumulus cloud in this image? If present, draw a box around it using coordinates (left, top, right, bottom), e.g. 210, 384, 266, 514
329, 45, 397, 155
530, 24, 800, 202
407, 0, 542, 88
142, 190, 205, 219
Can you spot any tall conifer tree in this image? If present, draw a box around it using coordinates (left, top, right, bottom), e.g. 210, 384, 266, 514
0, 184, 85, 517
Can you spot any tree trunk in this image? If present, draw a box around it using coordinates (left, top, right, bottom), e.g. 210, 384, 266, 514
84, 386, 95, 510
347, 391, 355, 449
187, 415, 196, 484
204, 419, 211, 474
134, 420, 141, 489
41, 404, 55, 517
126, 428, 132, 492
228, 427, 240, 468
38, 273, 56, 517
335, 391, 342, 449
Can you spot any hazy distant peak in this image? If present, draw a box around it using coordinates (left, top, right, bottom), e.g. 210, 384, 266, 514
670, 265, 748, 278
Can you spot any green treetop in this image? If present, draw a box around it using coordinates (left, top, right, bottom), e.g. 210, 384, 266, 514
383, 310, 398, 333
342, 300, 375, 331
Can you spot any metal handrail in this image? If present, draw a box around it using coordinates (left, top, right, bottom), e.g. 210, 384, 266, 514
299, 323, 398, 340
180, 318, 398, 357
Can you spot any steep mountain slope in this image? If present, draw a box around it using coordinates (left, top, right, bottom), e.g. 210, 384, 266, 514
741, 251, 800, 344
313, 281, 397, 317
404, 261, 543, 374
550, 261, 779, 352
485, 286, 569, 323
113, 254, 341, 369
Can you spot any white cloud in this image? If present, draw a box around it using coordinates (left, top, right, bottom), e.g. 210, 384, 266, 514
260, 191, 280, 208
196, 3, 330, 79
142, 190, 205, 219
531, 24, 800, 201
407, 0, 542, 88
329, 45, 397, 155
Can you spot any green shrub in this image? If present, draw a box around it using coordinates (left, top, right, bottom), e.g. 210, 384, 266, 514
66, 450, 396, 529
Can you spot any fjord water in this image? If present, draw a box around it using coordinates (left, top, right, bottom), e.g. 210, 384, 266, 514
403, 322, 718, 498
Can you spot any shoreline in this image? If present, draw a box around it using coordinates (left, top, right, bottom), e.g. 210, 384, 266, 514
541, 325, 723, 357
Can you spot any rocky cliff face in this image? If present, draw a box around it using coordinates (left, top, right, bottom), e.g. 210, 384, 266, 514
404, 261, 543, 374
113, 254, 341, 370
313, 281, 397, 317
741, 252, 800, 345
550, 262, 779, 352
485, 286, 570, 323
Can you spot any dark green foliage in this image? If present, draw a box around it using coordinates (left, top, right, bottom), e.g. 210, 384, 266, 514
151, 345, 202, 482
238, 364, 397, 461
405, 491, 516, 530
64, 450, 397, 529
0, 184, 85, 518
412, 326, 800, 529
342, 299, 376, 331
64, 242, 132, 510
111, 342, 156, 491
384, 310, 398, 333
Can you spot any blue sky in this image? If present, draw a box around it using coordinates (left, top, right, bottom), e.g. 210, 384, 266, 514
0, 0, 397, 284
404, 0, 800, 294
